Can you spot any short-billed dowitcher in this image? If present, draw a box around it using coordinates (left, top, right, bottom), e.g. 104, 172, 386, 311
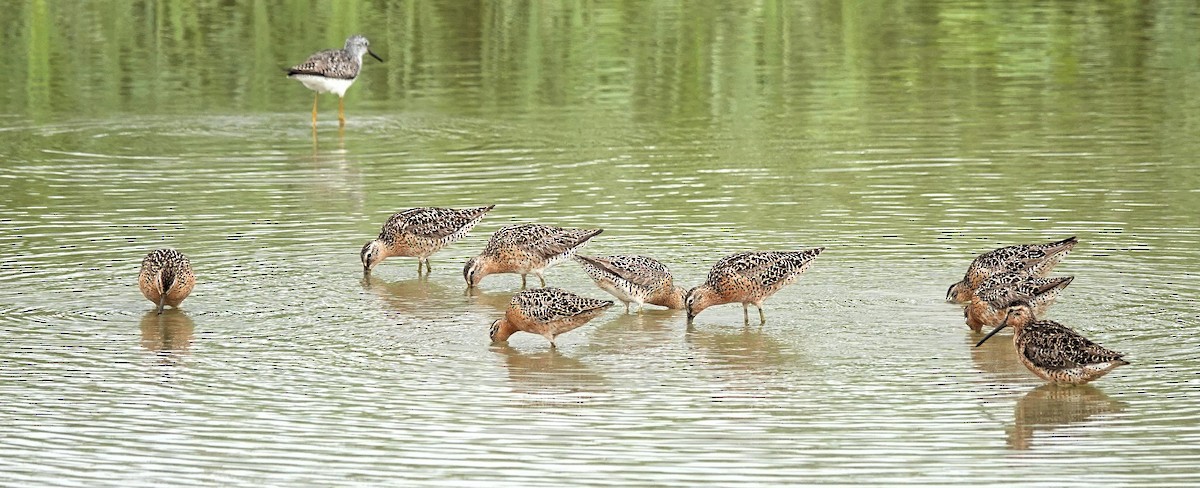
361, 205, 494, 277
138, 249, 195, 314
976, 301, 1128, 385
685, 248, 824, 324
947, 236, 1077, 304
575, 255, 685, 313
964, 274, 1074, 332
463, 224, 602, 289
489, 287, 614, 348
287, 35, 383, 126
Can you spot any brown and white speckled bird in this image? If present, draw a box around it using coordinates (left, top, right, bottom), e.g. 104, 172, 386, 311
489, 287, 614, 347
685, 248, 824, 324
964, 274, 1074, 332
575, 255, 686, 313
463, 224, 602, 289
361, 205, 494, 277
976, 301, 1128, 385
287, 34, 383, 126
947, 236, 1078, 304
138, 249, 196, 314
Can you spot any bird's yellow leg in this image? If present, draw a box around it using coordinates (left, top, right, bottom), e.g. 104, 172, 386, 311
312, 94, 319, 126
338, 97, 346, 127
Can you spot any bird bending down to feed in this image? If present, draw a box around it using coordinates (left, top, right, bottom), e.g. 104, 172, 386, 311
575, 254, 685, 313
975, 301, 1128, 385
287, 34, 383, 127
489, 287, 614, 348
964, 274, 1074, 332
361, 205, 494, 277
947, 236, 1077, 304
463, 224, 602, 289
138, 249, 196, 314
685, 248, 824, 325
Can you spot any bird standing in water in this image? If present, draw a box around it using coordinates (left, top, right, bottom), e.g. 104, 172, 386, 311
489, 287, 614, 348
947, 236, 1077, 304
138, 249, 195, 314
575, 254, 685, 313
287, 35, 383, 127
976, 301, 1128, 385
685, 248, 824, 325
463, 224, 602, 289
361, 206, 494, 277
964, 274, 1074, 332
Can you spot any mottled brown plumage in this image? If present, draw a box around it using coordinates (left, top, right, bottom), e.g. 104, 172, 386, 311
489, 287, 614, 347
463, 223, 602, 288
947, 236, 1077, 304
685, 248, 824, 324
575, 254, 685, 313
976, 302, 1128, 385
964, 274, 1073, 332
361, 205, 494, 276
138, 249, 195, 314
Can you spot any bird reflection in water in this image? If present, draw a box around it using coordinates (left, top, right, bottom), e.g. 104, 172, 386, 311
464, 286, 518, 314
139, 310, 195, 365
1006, 384, 1127, 450
492, 344, 608, 403
968, 330, 1034, 380
685, 326, 802, 401
362, 274, 460, 319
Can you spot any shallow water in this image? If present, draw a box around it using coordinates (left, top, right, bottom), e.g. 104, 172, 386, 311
2, 1, 1200, 486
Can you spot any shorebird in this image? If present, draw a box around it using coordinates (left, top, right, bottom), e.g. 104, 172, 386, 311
947, 236, 1078, 304
575, 255, 685, 313
964, 274, 1074, 332
685, 248, 824, 324
361, 205, 494, 277
976, 301, 1128, 385
138, 249, 195, 314
489, 287, 614, 348
463, 224, 602, 289
287, 34, 383, 127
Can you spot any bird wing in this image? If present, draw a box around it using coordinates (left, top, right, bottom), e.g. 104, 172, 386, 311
515, 288, 613, 322
384, 207, 487, 240
577, 255, 669, 288
710, 249, 822, 288
1021, 321, 1125, 370
488, 224, 600, 257
288, 49, 360, 79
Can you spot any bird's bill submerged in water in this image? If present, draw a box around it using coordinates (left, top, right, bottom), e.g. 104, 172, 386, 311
975, 319, 1009, 347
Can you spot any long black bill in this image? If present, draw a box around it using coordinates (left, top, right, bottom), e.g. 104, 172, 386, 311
157, 292, 167, 315
975, 322, 1008, 347
368, 49, 383, 62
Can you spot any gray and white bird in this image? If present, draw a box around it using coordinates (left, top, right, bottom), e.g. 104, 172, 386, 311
287, 34, 383, 126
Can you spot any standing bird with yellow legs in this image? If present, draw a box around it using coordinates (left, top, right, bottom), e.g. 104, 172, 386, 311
574, 254, 685, 313
138, 249, 195, 314
976, 301, 1128, 385
287, 35, 383, 127
463, 224, 602, 289
685, 248, 824, 325
947, 236, 1077, 304
489, 287, 614, 348
964, 273, 1074, 332
361, 205, 494, 277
